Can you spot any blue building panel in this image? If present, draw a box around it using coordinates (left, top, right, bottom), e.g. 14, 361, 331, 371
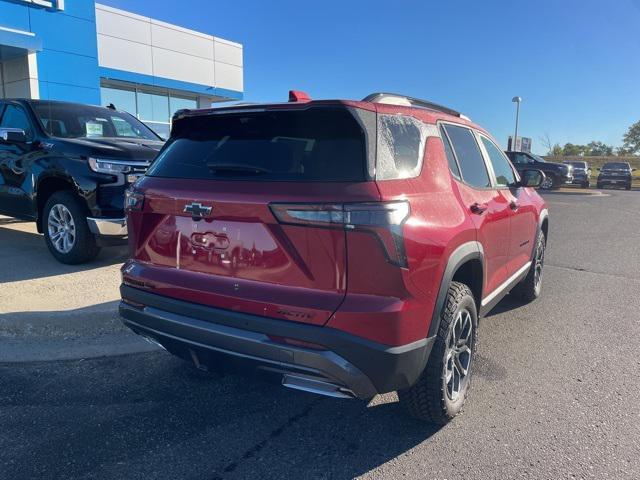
40, 81, 100, 104
29, 8, 98, 58
0, 1, 31, 31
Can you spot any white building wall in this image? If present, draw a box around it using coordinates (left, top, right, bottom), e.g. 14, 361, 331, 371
0, 54, 39, 99
95, 3, 243, 93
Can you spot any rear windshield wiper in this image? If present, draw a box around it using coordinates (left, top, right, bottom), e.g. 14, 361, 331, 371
206, 163, 271, 175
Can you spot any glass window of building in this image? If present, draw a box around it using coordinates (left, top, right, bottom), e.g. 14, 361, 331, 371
100, 87, 136, 116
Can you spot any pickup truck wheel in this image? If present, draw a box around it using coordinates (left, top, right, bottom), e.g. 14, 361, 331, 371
44, 191, 100, 264
512, 231, 546, 302
398, 281, 477, 424
626, 182, 632, 191
539, 175, 555, 190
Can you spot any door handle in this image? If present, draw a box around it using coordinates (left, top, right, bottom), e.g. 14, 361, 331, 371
509, 201, 519, 211
470, 203, 488, 215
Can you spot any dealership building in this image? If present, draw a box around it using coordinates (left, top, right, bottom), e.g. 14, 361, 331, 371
0, 0, 244, 138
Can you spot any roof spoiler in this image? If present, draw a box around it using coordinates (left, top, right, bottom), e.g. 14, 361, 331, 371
362, 92, 467, 119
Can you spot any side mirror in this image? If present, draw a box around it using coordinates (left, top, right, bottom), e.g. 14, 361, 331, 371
519, 169, 545, 188
0, 128, 27, 144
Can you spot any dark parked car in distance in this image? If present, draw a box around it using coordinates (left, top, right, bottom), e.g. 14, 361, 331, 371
505, 151, 573, 190
563, 160, 591, 188
120, 91, 549, 424
0, 99, 164, 263
597, 162, 634, 190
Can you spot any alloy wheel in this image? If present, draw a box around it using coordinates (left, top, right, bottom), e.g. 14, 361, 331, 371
444, 309, 473, 402
48, 204, 76, 254
540, 176, 554, 190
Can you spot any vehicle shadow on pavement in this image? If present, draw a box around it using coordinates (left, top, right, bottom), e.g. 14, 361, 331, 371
0, 352, 442, 480
0, 222, 128, 283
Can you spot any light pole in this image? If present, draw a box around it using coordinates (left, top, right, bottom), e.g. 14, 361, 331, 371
512, 96, 522, 151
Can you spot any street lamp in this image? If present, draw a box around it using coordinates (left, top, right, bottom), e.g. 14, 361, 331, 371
512, 96, 522, 151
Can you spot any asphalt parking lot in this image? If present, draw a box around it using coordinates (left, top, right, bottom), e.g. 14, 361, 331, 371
1, 188, 639, 480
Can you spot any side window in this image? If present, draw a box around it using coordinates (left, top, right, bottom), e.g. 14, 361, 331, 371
513, 153, 531, 164
443, 124, 491, 188
376, 114, 427, 180
440, 126, 461, 178
0, 105, 34, 140
480, 135, 516, 187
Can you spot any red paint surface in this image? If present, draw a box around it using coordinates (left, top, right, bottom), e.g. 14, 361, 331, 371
123, 99, 546, 347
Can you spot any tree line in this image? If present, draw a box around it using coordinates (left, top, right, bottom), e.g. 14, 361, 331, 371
541, 120, 640, 157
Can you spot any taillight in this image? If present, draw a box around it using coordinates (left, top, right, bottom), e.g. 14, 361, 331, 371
270, 201, 410, 267
125, 189, 145, 212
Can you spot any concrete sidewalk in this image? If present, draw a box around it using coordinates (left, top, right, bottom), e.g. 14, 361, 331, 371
0, 216, 156, 362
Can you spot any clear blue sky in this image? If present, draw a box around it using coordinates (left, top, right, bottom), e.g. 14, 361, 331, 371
101, 0, 640, 153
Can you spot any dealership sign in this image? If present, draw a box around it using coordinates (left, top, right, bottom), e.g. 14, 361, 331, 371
9, 0, 64, 10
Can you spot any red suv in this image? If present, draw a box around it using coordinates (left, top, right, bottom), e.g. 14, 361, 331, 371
119, 92, 548, 424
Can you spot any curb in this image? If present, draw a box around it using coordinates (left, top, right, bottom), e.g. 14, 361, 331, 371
0, 302, 159, 363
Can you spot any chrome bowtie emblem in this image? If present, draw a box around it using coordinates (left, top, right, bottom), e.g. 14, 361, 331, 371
184, 202, 212, 218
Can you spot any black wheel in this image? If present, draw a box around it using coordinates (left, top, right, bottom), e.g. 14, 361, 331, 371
582, 181, 590, 189
540, 174, 555, 190
399, 282, 478, 424
626, 183, 632, 191
43, 191, 100, 264
512, 231, 546, 302
597, 182, 603, 189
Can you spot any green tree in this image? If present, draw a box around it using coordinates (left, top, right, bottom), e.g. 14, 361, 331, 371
562, 143, 587, 156
586, 141, 614, 156
551, 144, 564, 156
622, 120, 640, 154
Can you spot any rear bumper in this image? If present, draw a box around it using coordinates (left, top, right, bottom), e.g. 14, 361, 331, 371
119, 285, 434, 399
598, 177, 631, 185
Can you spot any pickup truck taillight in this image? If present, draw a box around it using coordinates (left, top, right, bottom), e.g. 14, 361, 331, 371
270, 201, 410, 267
125, 189, 145, 212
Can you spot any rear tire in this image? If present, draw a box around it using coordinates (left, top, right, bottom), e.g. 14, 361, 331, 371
582, 181, 590, 188
398, 282, 478, 424
626, 182, 632, 191
512, 231, 545, 302
44, 191, 100, 264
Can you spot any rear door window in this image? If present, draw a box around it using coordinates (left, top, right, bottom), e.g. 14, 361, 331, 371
443, 124, 491, 188
147, 107, 367, 182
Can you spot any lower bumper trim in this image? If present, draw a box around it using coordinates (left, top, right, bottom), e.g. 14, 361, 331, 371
87, 217, 127, 237
119, 285, 435, 398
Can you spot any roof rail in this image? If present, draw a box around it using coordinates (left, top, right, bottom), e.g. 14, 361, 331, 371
362, 92, 462, 118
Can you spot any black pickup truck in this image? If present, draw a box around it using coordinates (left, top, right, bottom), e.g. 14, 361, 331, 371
504, 151, 573, 190
0, 99, 164, 264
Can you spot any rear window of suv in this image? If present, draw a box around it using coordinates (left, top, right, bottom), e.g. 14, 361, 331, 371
602, 162, 629, 170
146, 107, 367, 182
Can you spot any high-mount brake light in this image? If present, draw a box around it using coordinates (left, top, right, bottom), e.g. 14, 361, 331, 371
288, 90, 312, 102
270, 201, 410, 267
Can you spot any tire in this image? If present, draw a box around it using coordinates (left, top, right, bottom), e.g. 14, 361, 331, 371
540, 174, 555, 190
626, 183, 632, 191
43, 191, 100, 264
512, 230, 546, 302
398, 282, 478, 424
582, 181, 590, 189
597, 182, 603, 189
